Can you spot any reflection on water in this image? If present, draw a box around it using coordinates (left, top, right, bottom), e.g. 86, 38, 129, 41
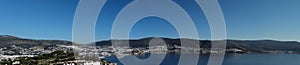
104, 53, 300, 65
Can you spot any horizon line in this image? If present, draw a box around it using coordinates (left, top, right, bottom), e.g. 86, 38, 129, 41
1, 35, 299, 43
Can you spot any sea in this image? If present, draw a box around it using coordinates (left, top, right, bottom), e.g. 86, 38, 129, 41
104, 53, 300, 65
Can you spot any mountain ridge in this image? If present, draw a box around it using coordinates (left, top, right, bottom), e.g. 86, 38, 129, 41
1, 35, 300, 53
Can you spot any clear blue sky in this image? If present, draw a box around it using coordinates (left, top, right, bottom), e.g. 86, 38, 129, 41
0, 0, 300, 41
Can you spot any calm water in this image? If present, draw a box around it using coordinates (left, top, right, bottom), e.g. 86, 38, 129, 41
105, 53, 300, 65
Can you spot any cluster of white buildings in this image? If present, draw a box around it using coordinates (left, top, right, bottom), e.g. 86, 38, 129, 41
0, 55, 36, 61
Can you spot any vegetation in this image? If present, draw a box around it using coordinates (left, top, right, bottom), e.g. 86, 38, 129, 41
0, 50, 75, 65
96, 37, 300, 53
0, 35, 72, 49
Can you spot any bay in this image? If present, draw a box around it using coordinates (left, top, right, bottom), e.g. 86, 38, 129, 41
104, 53, 300, 65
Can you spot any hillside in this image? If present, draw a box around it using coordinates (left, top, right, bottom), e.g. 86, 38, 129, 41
0, 35, 72, 49
1, 35, 300, 53
95, 37, 300, 53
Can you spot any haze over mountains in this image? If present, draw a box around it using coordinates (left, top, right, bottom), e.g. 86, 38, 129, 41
1, 35, 300, 53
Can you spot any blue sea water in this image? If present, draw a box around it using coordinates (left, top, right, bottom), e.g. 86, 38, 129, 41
104, 53, 300, 65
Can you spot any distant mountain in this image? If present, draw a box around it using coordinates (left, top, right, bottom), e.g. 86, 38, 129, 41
225, 40, 300, 53
95, 37, 300, 53
95, 37, 200, 47
2, 35, 300, 53
0, 35, 72, 49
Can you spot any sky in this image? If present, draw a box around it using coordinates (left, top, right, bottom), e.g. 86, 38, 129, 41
0, 0, 300, 42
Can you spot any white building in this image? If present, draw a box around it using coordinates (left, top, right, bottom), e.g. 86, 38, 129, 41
83, 61, 101, 65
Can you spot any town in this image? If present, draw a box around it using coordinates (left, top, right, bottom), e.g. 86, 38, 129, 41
0, 43, 240, 65
1, 43, 297, 65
